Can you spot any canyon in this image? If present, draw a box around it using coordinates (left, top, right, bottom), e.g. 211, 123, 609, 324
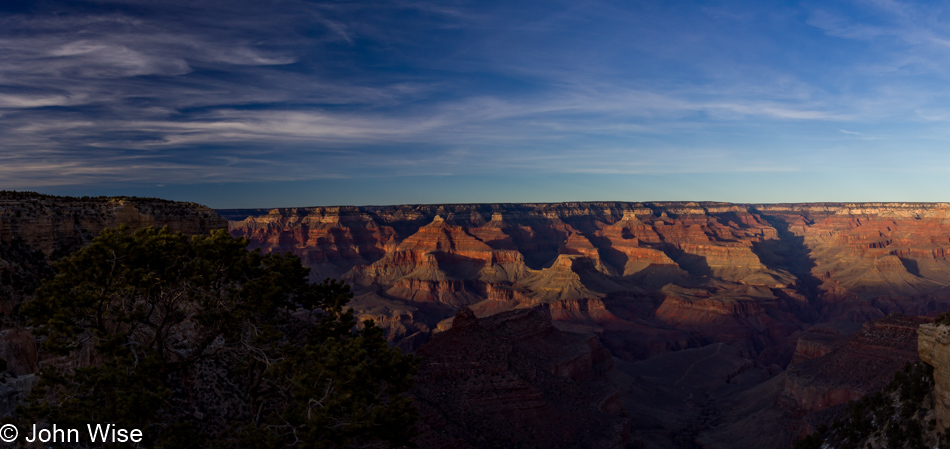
224, 201, 950, 447
226, 202, 950, 355
3, 195, 950, 448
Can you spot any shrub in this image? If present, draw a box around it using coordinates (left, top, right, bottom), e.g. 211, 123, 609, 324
18, 226, 417, 448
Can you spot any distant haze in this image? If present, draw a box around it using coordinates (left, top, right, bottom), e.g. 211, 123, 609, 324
4, 0, 950, 207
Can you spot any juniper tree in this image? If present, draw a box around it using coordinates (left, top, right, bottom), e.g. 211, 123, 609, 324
18, 226, 416, 448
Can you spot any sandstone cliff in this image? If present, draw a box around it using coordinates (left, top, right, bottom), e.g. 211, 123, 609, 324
224, 201, 950, 448
411, 306, 627, 449
228, 202, 950, 359
780, 314, 929, 435
227, 202, 809, 360
0, 191, 228, 418
1, 191, 227, 312
755, 203, 950, 315
918, 322, 950, 428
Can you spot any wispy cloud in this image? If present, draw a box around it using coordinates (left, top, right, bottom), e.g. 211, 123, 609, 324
4, 0, 950, 195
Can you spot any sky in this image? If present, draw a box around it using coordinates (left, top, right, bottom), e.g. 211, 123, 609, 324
4, 0, 950, 207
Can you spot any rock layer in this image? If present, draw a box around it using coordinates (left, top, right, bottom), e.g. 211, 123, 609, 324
223, 201, 950, 447
780, 314, 929, 436
411, 306, 627, 449
1, 191, 227, 312
918, 322, 950, 428
755, 203, 950, 310
227, 202, 810, 359
0, 191, 228, 419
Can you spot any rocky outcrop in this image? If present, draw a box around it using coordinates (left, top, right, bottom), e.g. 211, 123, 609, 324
0, 374, 36, 418
227, 202, 814, 361
0, 192, 225, 307
0, 192, 226, 314
0, 191, 229, 381
653, 283, 804, 361
790, 328, 843, 364
228, 203, 950, 315
411, 306, 626, 449
228, 207, 397, 282
756, 203, 950, 309
228, 203, 791, 291
780, 315, 929, 435
0, 191, 225, 257
918, 322, 950, 428
0, 328, 37, 376
226, 201, 950, 430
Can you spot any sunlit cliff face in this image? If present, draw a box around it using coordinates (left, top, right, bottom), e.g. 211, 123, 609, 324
227, 202, 950, 361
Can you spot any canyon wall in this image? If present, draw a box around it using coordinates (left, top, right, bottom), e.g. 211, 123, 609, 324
1, 191, 225, 255
411, 306, 627, 449
919, 322, 950, 428
227, 203, 799, 358
227, 201, 950, 447
1, 191, 227, 311
0, 191, 228, 418
3, 196, 949, 448
780, 314, 929, 435
227, 202, 950, 364
755, 203, 950, 318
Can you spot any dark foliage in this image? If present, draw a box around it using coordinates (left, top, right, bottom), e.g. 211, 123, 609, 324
17, 226, 417, 448
795, 362, 948, 449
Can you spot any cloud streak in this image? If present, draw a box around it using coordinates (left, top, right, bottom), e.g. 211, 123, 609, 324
4, 0, 950, 198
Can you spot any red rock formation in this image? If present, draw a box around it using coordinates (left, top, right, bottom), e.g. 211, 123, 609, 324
411, 306, 628, 449
344, 216, 529, 308
778, 314, 930, 436
227, 202, 813, 361
790, 328, 843, 364
919, 321, 950, 428
226, 202, 950, 368
0, 192, 228, 416
513, 255, 633, 304
16, 196, 950, 448
756, 203, 950, 307
549, 297, 622, 326
0, 191, 227, 318
595, 211, 685, 281
232, 207, 397, 281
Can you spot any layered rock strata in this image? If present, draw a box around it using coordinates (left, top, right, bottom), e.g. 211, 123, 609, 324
1, 191, 226, 312
790, 327, 843, 364
780, 314, 930, 435
226, 202, 950, 447
411, 306, 627, 449
6, 196, 950, 447
228, 202, 808, 359
0, 191, 228, 417
918, 322, 950, 428
755, 203, 950, 314
227, 202, 950, 359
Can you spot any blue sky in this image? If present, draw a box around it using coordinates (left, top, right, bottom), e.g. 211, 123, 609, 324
4, 0, 950, 207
